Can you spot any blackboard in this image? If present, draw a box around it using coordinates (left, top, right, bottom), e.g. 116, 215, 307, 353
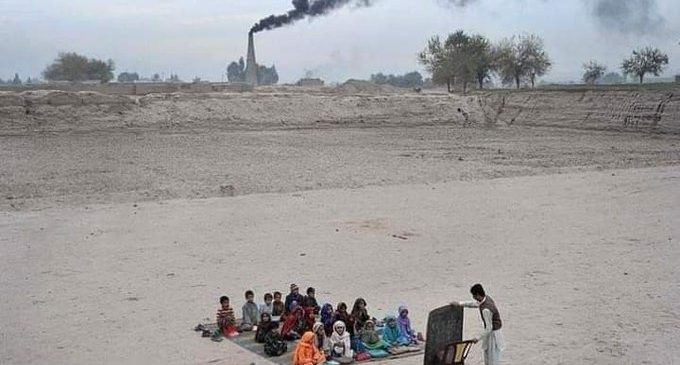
424, 304, 464, 365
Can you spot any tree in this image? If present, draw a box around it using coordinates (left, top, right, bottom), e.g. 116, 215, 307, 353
467, 34, 494, 89
42, 52, 115, 83
257, 65, 279, 85
418, 31, 471, 92
419, 35, 456, 92
12, 73, 22, 85
227, 57, 246, 82
495, 34, 551, 89
169, 74, 181, 82
117, 72, 140, 83
582, 61, 607, 84
621, 47, 669, 84
522, 34, 551, 88
152, 73, 161, 82
370, 71, 424, 88
371, 72, 389, 84
419, 31, 495, 93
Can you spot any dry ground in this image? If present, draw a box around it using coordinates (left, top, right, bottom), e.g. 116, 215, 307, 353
2, 124, 679, 211
1, 166, 679, 365
1, 89, 680, 365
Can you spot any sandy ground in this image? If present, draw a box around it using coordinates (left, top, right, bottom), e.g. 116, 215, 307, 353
2, 125, 680, 211
1, 88, 680, 364
1, 165, 679, 365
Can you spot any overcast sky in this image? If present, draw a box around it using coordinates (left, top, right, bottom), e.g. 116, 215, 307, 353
1, 0, 678, 83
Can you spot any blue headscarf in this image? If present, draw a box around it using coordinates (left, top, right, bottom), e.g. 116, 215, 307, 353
320, 303, 334, 334
382, 314, 403, 344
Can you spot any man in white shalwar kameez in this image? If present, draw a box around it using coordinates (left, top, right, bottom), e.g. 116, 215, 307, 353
453, 284, 506, 365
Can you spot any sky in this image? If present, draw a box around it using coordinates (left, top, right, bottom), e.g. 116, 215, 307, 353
1, 0, 679, 83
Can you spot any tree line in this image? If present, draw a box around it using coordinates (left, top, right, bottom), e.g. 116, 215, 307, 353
370, 71, 424, 89
418, 30, 551, 92
419, 30, 672, 91
226, 57, 279, 85
582, 47, 670, 85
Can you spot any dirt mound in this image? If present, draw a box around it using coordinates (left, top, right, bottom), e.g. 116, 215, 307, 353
19, 90, 133, 106
0, 91, 25, 107
336, 79, 402, 94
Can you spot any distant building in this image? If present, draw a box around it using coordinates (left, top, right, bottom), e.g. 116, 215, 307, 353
296, 78, 325, 87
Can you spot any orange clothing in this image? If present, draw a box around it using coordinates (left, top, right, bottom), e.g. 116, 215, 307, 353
292, 332, 326, 365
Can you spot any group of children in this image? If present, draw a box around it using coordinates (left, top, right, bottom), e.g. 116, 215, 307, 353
214, 283, 423, 364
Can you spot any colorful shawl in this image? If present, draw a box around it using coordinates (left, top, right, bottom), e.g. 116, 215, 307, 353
397, 306, 416, 343
320, 303, 334, 336
292, 332, 326, 365
382, 314, 409, 346
281, 305, 306, 337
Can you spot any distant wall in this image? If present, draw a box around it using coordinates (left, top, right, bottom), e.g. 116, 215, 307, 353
0, 82, 253, 95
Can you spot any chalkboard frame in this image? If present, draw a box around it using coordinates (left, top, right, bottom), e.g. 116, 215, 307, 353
424, 304, 464, 365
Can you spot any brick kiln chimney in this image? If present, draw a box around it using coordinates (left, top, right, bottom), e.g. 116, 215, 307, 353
245, 32, 258, 86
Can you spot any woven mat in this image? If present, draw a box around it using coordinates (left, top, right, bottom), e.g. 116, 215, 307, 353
194, 323, 424, 365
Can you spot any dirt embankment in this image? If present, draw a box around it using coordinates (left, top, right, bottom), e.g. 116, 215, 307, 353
0, 86, 678, 135
476, 88, 680, 133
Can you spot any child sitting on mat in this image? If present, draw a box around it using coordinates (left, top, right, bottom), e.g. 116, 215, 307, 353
259, 292, 274, 316
360, 319, 388, 350
397, 305, 420, 345
351, 298, 370, 334
255, 312, 278, 343
216, 296, 238, 338
292, 331, 326, 365
272, 291, 284, 317
239, 290, 259, 332
382, 314, 410, 347
329, 321, 354, 361
303, 287, 321, 314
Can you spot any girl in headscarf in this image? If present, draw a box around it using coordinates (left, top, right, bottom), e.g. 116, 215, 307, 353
360, 319, 388, 350
382, 314, 410, 347
292, 331, 326, 365
397, 306, 418, 344
329, 321, 354, 359
281, 301, 306, 340
312, 321, 331, 356
320, 303, 335, 337
350, 298, 370, 334
333, 302, 355, 336
255, 312, 278, 343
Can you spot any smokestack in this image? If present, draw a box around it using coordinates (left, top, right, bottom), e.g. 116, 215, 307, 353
245, 32, 258, 86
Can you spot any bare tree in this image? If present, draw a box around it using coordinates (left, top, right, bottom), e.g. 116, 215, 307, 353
582, 61, 607, 84
523, 34, 551, 88
621, 47, 669, 84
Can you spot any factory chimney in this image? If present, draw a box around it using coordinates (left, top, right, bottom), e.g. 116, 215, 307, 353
245, 32, 258, 86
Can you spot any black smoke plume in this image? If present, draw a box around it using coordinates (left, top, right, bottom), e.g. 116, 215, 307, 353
590, 0, 665, 34
250, 0, 374, 34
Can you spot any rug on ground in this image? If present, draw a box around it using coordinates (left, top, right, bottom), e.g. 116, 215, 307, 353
193, 323, 424, 365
